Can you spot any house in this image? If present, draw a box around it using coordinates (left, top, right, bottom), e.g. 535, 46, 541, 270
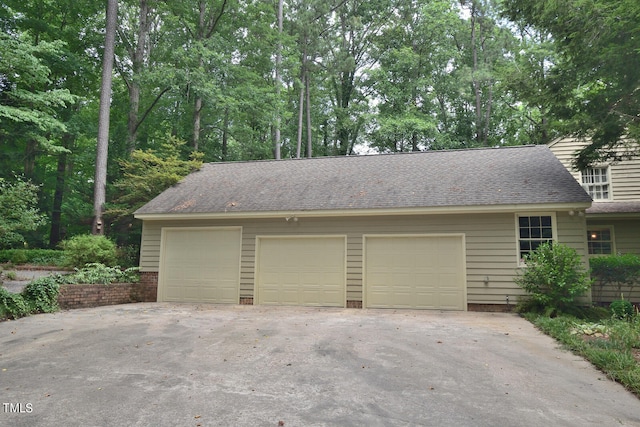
549, 137, 640, 303
134, 145, 592, 311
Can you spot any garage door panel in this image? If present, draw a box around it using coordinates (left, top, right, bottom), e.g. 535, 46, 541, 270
256, 236, 346, 307
159, 228, 241, 304
365, 235, 466, 310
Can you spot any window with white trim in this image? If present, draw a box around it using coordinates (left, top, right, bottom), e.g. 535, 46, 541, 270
587, 227, 614, 255
581, 167, 610, 200
517, 215, 554, 262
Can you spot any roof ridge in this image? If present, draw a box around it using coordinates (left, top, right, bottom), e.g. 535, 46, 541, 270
204, 144, 544, 166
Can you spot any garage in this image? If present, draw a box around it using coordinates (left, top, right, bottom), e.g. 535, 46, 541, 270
158, 227, 241, 303
364, 234, 466, 310
255, 236, 346, 307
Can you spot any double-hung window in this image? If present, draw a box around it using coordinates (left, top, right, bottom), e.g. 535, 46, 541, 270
581, 167, 610, 200
587, 227, 614, 255
517, 214, 554, 263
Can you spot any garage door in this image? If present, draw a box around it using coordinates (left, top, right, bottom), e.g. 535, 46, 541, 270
256, 236, 346, 307
364, 235, 466, 310
158, 227, 241, 303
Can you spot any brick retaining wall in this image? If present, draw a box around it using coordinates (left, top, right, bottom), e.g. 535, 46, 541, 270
57, 281, 158, 310
58, 283, 134, 309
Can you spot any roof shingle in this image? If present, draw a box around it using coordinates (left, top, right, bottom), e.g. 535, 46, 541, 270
135, 145, 592, 216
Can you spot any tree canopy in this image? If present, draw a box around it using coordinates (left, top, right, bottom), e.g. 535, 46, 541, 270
0, 0, 636, 250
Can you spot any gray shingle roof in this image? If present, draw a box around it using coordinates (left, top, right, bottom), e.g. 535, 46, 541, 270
586, 201, 640, 215
135, 145, 592, 216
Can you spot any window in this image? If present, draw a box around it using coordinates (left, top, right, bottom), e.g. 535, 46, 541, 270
517, 215, 554, 262
588, 227, 614, 255
581, 167, 610, 200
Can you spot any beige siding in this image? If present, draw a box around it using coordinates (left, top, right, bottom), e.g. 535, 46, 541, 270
139, 211, 588, 306
549, 137, 640, 200
592, 281, 640, 304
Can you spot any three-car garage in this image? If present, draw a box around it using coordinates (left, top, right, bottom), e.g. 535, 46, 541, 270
157, 227, 467, 310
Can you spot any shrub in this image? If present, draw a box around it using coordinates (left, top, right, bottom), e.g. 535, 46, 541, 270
60, 234, 117, 268
0, 249, 65, 265
515, 242, 592, 316
610, 298, 635, 320
22, 276, 60, 314
10, 251, 28, 264
64, 263, 139, 285
590, 254, 640, 301
0, 287, 29, 319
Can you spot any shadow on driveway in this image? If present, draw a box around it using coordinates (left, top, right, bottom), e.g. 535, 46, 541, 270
1, 303, 639, 426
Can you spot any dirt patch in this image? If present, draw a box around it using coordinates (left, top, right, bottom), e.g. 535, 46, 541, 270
578, 333, 640, 364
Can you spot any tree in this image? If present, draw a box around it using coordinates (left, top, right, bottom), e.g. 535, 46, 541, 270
0, 32, 75, 175
501, 0, 640, 168
93, 0, 118, 235
368, 0, 462, 152
0, 179, 47, 249
107, 135, 202, 243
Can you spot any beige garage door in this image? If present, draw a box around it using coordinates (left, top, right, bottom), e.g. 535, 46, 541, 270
159, 227, 241, 303
256, 236, 346, 307
365, 235, 466, 310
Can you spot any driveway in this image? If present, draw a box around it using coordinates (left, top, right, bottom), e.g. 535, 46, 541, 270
1, 304, 638, 427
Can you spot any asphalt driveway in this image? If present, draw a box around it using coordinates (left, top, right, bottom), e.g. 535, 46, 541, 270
1, 304, 639, 427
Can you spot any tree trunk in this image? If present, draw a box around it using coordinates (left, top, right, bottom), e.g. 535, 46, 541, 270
305, 67, 312, 158
193, 96, 202, 151
24, 139, 37, 178
192, 1, 206, 151
296, 70, 305, 159
274, 0, 283, 160
127, 0, 150, 152
49, 135, 72, 247
92, 0, 118, 235
222, 107, 229, 161
470, 1, 483, 146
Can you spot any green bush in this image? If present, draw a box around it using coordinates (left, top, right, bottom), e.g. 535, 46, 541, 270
0, 288, 29, 319
610, 298, 635, 320
590, 254, 640, 300
60, 234, 118, 268
65, 263, 139, 285
0, 249, 64, 266
515, 242, 592, 316
22, 276, 60, 313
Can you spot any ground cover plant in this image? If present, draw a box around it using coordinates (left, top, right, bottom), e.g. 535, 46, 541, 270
527, 311, 640, 397
0, 263, 139, 320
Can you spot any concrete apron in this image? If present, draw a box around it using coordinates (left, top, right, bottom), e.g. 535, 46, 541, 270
0, 303, 638, 427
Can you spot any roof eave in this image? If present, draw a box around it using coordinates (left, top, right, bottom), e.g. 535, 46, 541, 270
134, 202, 592, 221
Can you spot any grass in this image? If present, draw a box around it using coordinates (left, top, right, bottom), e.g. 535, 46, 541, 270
526, 311, 640, 397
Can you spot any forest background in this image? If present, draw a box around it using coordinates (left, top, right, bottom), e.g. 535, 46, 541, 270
1, 0, 638, 263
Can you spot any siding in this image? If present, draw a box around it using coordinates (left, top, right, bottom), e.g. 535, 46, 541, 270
549, 137, 640, 200
139, 211, 588, 306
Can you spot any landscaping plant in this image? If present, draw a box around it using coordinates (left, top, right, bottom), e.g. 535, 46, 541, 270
515, 242, 592, 316
65, 263, 139, 285
0, 287, 29, 319
590, 254, 640, 302
22, 277, 61, 314
610, 297, 635, 320
529, 313, 640, 397
60, 234, 118, 268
